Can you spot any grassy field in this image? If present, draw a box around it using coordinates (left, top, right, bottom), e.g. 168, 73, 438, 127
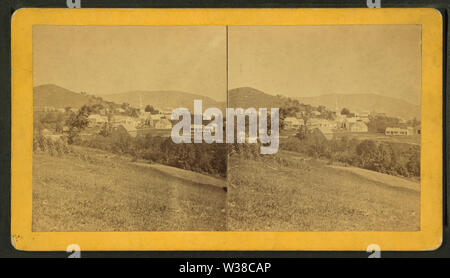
227, 151, 420, 231
32, 146, 226, 232
33, 145, 420, 232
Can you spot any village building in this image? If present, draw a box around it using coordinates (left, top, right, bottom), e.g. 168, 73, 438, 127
317, 119, 336, 129
358, 117, 371, 124
349, 121, 368, 133
342, 117, 358, 129
111, 115, 136, 127
42, 106, 57, 112
385, 127, 413, 136
306, 118, 321, 128
358, 111, 371, 123
306, 118, 334, 129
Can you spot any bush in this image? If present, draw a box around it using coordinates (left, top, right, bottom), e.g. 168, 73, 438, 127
280, 135, 420, 178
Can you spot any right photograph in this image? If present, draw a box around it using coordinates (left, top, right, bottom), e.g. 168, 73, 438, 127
226, 25, 422, 231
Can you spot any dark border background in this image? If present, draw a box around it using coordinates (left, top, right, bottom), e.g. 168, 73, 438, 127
0, 0, 448, 259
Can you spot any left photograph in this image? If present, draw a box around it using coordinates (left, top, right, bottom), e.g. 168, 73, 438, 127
32, 26, 228, 232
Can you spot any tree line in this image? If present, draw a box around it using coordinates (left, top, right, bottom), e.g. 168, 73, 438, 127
280, 135, 420, 178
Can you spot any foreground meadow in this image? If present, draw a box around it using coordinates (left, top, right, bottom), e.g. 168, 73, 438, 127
32, 146, 226, 232
227, 151, 420, 231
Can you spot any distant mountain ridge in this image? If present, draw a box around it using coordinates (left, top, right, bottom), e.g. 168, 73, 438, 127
33, 84, 226, 112
228, 87, 286, 108
34, 84, 419, 120
103, 90, 225, 111
33, 84, 97, 110
228, 87, 419, 119
296, 94, 420, 120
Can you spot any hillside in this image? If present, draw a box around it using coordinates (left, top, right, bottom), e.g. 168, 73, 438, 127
227, 151, 419, 231
33, 84, 101, 110
103, 90, 225, 111
297, 94, 420, 120
228, 87, 286, 109
33, 146, 226, 232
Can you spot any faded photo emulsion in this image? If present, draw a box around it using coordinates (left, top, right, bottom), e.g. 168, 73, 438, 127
32, 24, 421, 232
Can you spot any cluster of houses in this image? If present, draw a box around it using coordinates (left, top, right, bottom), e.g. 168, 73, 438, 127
87, 109, 173, 137
38, 103, 421, 141
282, 109, 420, 139
283, 110, 370, 134
36, 105, 175, 141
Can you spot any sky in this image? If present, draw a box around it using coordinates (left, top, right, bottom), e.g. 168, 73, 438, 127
33, 25, 227, 101
229, 25, 421, 105
34, 25, 421, 105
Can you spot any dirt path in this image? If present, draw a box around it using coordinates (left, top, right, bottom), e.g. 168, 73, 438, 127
132, 161, 227, 231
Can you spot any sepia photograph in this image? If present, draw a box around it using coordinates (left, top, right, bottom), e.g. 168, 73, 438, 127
32, 24, 421, 233
227, 25, 421, 231
32, 26, 228, 232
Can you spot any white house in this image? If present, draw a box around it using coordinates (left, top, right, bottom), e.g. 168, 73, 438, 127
317, 119, 336, 129
343, 117, 358, 129
385, 127, 413, 136
349, 121, 368, 133
111, 115, 137, 127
